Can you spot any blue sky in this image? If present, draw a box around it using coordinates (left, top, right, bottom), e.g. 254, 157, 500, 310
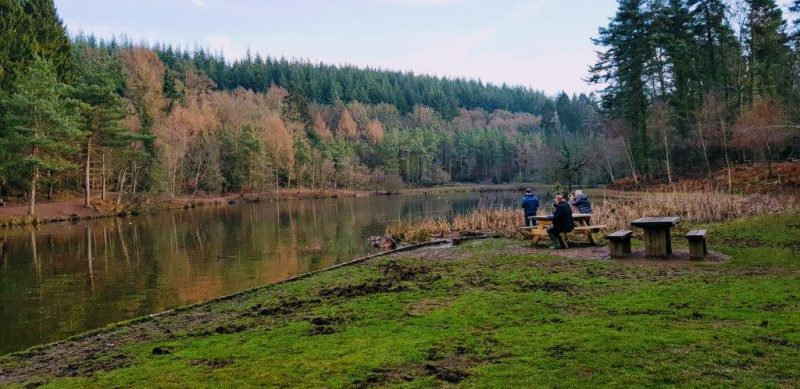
55, 0, 619, 95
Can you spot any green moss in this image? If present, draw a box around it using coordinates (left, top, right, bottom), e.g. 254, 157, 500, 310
2, 214, 799, 388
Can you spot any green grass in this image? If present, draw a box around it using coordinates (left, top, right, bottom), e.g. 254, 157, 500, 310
1, 214, 799, 388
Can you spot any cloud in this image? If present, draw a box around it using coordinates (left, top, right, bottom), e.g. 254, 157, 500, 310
377, 0, 603, 93
395, 1, 546, 65
206, 34, 247, 59
187, 0, 205, 7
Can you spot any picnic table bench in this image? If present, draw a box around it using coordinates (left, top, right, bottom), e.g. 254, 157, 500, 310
630, 216, 680, 258
521, 213, 606, 247
686, 229, 708, 259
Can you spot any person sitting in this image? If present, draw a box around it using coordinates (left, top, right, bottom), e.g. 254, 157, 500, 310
547, 195, 574, 249
569, 189, 592, 214
520, 189, 540, 226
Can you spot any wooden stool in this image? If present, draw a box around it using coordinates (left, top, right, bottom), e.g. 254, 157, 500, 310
606, 230, 632, 258
686, 230, 707, 259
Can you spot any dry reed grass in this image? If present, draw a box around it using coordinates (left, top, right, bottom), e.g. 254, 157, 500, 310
386, 191, 800, 243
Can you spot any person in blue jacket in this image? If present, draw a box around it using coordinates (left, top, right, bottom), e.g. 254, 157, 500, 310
569, 190, 592, 214
520, 188, 540, 226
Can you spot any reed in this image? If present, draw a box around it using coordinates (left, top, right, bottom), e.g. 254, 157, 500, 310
594, 192, 800, 231
386, 191, 800, 243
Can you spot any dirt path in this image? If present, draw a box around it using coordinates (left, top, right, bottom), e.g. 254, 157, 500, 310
0, 198, 105, 220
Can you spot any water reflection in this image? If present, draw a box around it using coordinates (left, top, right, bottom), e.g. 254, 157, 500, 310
0, 190, 534, 354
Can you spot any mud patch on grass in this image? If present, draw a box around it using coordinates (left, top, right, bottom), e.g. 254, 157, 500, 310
424, 355, 476, 383
607, 308, 672, 316
256, 297, 321, 316
307, 316, 349, 336
355, 363, 429, 387
214, 324, 246, 334
381, 260, 439, 283
355, 355, 484, 387
405, 298, 454, 317
462, 272, 495, 289
515, 280, 578, 294
390, 246, 468, 261
57, 353, 133, 377
318, 261, 439, 299
318, 280, 405, 298
546, 343, 578, 359
190, 358, 234, 369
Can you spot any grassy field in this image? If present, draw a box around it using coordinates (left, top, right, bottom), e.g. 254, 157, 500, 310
1, 214, 799, 387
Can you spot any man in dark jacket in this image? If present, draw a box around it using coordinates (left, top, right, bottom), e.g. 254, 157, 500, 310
520, 189, 540, 226
547, 195, 574, 249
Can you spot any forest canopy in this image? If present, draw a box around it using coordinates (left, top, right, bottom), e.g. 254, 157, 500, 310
1, 0, 800, 216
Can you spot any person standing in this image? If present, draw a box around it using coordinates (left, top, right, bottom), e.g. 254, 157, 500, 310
547, 195, 574, 249
520, 189, 540, 226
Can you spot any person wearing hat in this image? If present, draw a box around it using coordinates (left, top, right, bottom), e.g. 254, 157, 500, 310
520, 188, 540, 226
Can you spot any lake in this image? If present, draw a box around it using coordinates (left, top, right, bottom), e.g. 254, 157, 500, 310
0, 189, 547, 354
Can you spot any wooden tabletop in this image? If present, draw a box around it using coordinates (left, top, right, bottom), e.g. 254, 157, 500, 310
630, 216, 681, 228
532, 213, 592, 221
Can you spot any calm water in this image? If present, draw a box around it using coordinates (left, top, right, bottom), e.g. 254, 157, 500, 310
0, 190, 535, 354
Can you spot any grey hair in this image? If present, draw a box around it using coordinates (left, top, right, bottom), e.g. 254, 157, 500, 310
575, 190, 584, 196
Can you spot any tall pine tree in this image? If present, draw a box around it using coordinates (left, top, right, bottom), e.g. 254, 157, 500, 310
590, 0, 653, 174
0, 56, 81, 215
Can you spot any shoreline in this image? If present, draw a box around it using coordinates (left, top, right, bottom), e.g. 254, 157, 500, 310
1, 214, 797, 386
0, 234, 494, 359
0, 184, 539, 229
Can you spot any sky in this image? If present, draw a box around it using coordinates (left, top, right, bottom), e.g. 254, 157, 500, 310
54, 0, 620, 95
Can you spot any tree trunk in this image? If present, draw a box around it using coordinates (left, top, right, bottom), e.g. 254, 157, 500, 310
29, 161, 38, 216
662, 129, 672, 185
603, 153, 615, 183
765, 140, 773, 178
84, 137, 93, 208
696, 125, 712, 178
622, 138, 638, 184
720, 118, 732, 191
101, 153, 107, 200
115, 167, 127, 210
191, 153, 203, 198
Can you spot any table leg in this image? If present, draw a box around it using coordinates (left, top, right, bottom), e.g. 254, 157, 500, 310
532, 224, 543, 246
579, 219, 597, 245
665, 228, 673, 254
643, 228, 669, 258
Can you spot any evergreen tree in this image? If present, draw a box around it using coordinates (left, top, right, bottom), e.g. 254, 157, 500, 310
590, 0, 653, 173
688, 0, 739, 94
0, 0, 33, 90
745, 0, 792, 101
72, 45, 141, 207
0, 56, 81, 215
655, 0, 697, 136
23, 0, 72, 81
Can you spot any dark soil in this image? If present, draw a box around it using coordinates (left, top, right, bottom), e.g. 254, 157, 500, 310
256, 297, 321, 316
514, 280, 577, 294
307, 316, 348, 336
318, 280, 405, 298
190, 358, 234, 369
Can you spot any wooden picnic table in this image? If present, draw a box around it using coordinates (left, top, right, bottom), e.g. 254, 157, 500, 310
524, 213, 605, 246
630, 216, 681, 258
